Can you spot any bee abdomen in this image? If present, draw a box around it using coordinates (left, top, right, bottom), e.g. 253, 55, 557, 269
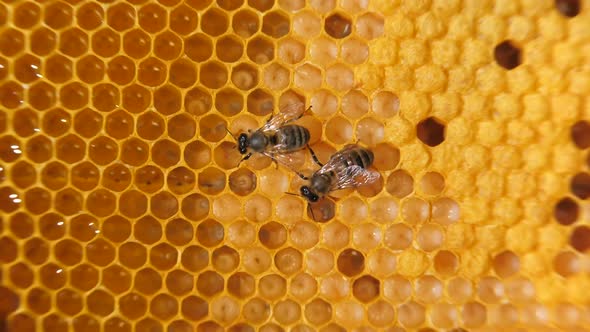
276, 125, 310, 151
345, 147, 374, 169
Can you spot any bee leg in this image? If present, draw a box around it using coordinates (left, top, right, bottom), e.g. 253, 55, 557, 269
237, 153, 252, 167
269, 155, 280, 169
307, 204, 317, 222
294, 170, 308, 180
307, 145, 323, 167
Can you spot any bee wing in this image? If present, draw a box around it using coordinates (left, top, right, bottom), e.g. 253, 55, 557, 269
331, 165, 381, 191
261, 102, 306, 132
262, 150, 302, 171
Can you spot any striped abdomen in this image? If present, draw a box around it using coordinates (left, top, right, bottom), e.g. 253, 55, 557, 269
272, 125, 310, 152
335, 146, 374, 170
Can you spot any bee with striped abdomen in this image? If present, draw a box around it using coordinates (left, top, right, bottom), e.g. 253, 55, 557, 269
299, 144, 380, 203
228, 102, 322, 168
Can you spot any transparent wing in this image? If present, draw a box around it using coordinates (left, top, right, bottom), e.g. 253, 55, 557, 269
331, 165, 381, 191
320, 144, 364, 174
262, 102, 306, 132
262, 150, 304, 171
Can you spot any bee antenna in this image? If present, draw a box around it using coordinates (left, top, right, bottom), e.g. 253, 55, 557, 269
224, 127, 237, 141
284, 192, 299, 196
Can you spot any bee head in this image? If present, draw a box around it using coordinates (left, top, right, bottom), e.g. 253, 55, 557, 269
237, 133, 249, 154
300, 186, 319, 203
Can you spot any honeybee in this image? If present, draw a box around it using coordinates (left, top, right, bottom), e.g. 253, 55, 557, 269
228, 102, 322, 168
299, 144, 380, 203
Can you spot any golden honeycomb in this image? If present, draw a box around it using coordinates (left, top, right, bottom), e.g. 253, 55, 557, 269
0, 0, 590, 331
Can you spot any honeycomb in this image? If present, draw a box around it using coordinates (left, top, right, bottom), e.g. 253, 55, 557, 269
0, 0, 589, 331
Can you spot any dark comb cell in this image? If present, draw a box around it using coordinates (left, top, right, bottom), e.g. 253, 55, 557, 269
325, 13, 352, 39
337, 248, 365, 277
555, 0, 581, 17
554, 197, 579, 225
417, 117, 446, 147
570, 172, 590, 200
570, 226, 590, 252
494, 40, 521, 70
571, 120, 590, 149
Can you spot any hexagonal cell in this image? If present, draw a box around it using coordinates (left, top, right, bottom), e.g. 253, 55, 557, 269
556, 0, 580, 17
571, 172, 590, 199
278, 37, 305, 64
92, 83, 120, 113
0, 81, 24, 109
122, 29, 150, 59
136, 112, 164, 141
353, 275, 380, 303
232, 9, 259, 38
183, 140, 210, 174
185, 86, 213, 117
168, 113, 197, 142
91, 27, 120, 58
120, 292, 147, 319
104, 109, 133, 139
120, 137, 150, 166
86, 189, 117, 217
56, 134, 86, 163
433, 250, 458, 276
14, 54, 41, 83
201, 8, 229, 36
30, 29, 55, 59
554, 196, 579, 225
150, 191, 179, 219
229, 168, 257, 196
154, 30, 182, 60
165, 218, 194, 247
168, 59, 196, 88
70, 161, 99, 192
154, 84, 182, 115
103, 164, 132, 192
571, 120, 590, 149
232, 63, 259, 90
570, 225, 590, 252
76, 2, 104, 30
73, 108, 102, 138
182, 194, 210, 221
150, 242, 178, 271
170, 5, 198, 35
181, 296, 208, 322
44, 1, 73, 30
13, 108, 39, 138
0, 29, 25, 56
105, 55, 134, 85
59, 28, 88, 57
247, 35, 275, 64
45, 54, 72, 84
23, 237, 50, 265
138, 57, 167, 87
122, 84, 151, 113
87, 289, 115, 317
53, 187, 83, 216
199, 114, 228, 142
417, 116, 446, 147
152, 139, 182, 168
262, 11, 290, 38
76, 55, 104, 84
197, 219, 224, 247
13, 2, 41, 29
494, 40, 522, 70
200, 61, 229, 89
11, 160, 36, 188
196, 270, 224, 297
356, 12, 384, 40
106, 3, 135, 31
138, 3, 167, 33
184, 33, 213, 62
247, 88, 273, 116
325, 13, 352, 39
